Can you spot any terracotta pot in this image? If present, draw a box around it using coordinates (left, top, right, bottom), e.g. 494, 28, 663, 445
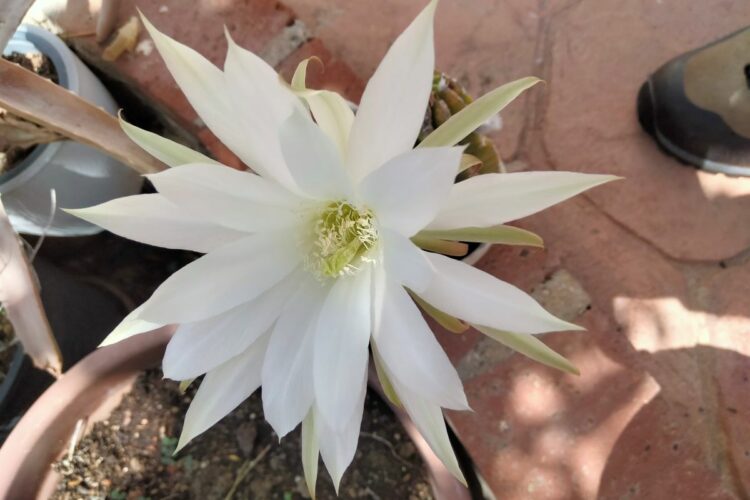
0, 327, 472, 500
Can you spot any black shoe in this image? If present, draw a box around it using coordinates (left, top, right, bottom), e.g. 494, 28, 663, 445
638, 27, 750, 177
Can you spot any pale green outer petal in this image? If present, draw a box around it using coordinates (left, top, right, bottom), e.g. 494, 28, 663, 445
314, 266, 371, 432
380, 228, 434, 293
416, 224, 544, 247
418, 77, 541, 148
119, 116, 219, 167
371, 272, 468, 410
262, 278, 328, 438
140, 15, 276, 182
306, 91, 355, 159
279, 108, 353, 200
66, 194, 246, 253
99, 304, 162, 347
386, 364, 466, 485
223, 29, 306, 192
346, 0, 438, 180
371, 342, 402, 406
358, 146, 463, 237
420, 253, 582, 334
140, 231, 302, 324
315, 368, 367, 493
162, 268, 302, 380
146, 163, 306, 233
175, 333, 269, 452
474, 325, 579, 375
427, 171, 621, 230
301, 409, 320, 499
291, 58, 356, 160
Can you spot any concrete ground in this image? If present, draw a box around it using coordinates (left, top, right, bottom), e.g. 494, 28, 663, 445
50, 0, 750, 498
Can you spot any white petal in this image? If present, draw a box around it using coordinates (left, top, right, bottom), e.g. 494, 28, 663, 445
359, 147, 463, 236
140, 231, 302, 324
346, 0, 438, 180
175, 333, 269, 452
420, 253, 581, 333
427, 171, 620, 230
372, 276, 468, 410
380, 228, 433, 293
162, 268, 302, 380
262, 278, 328, 438
279, 109, 352, 200
66, 194, 246, 253
147, 163, 306, 233
140, 16, 264, 179
313, 266, 371, 431
223, 30, 306, 191
316, 368, 367, 493
301, 409, 320, 499
99, 304, 162, 347
390, 375, 466, 484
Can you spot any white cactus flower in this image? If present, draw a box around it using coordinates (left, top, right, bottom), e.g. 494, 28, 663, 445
68, 0, 617, 494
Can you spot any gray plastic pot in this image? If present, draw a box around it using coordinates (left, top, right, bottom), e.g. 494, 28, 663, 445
0, 25, 142, 236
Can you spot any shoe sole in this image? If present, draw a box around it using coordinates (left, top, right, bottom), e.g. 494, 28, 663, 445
637, 81, 750, 177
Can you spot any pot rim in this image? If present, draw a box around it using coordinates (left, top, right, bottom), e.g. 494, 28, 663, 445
0, 326, 174, 499
0, 25, 77, 194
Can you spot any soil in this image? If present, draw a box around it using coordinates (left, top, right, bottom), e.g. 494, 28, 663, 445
0, 308, 16, 386
0, 51, 59, 176
52, 371, 433, 500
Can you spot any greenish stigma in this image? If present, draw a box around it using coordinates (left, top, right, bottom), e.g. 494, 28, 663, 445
309, 201, 377, 278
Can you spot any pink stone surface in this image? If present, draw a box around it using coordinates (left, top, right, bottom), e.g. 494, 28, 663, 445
64, 0, 750, 497
282, 1, 750, 498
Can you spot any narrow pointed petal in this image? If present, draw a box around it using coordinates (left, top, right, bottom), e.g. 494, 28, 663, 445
305, 91, 355, 159
176, 334, 268, 452
346, 0, 438, 180
146, 164, 305, 233
428, 171, 621, 230
119, 116, 219, 167
372, 276, 468, 410
409, 292, 469, 334
301, 409, 320, 499
66, 194, 246, 253
162, 269, 302, 380
223, 30, 306, 190
418, 77, 541, 148
358, 147, 463, 236
279, 109, 352, 200
99, 304, 162, 347
474, 325, 580, 375
391, 376, 466, 485
140, 16, 262, 178
381, 228, 433, 293
262, 279, 328, 438
314, 266, 371, 431
420, 253, 581, 334
140, 231, 302, 324
316, 369, 367, 493
371, 342, 402, 407
289, 60, 355, 158
417, 224, 544, 247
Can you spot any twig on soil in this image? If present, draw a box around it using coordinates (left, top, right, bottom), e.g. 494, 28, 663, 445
360, 431, 415, 469
223, 444, 272, 500
67, 417, 88, 460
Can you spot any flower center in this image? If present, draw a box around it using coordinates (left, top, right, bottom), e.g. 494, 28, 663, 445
308, 201, 377, 278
